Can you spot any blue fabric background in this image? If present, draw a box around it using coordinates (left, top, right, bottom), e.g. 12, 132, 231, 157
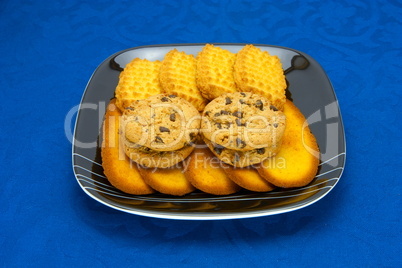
0, 0, 400, 266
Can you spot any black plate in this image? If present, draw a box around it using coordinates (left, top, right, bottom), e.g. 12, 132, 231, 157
72, 44, 346, 220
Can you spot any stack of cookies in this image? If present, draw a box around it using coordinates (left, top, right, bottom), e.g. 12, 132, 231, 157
101, 44, 320, 196
121, 94, 200, 168
201, 92, 286, 167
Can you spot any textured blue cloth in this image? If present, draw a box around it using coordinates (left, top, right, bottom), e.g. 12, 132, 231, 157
0, 0, 401, 266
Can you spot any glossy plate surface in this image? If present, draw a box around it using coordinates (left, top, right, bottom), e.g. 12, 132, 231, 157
72, 44, 346, 220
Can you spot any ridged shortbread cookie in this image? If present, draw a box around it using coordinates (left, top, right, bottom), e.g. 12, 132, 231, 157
115, 58, 162, 111
196, 44, 238, 100
234, 45, 286, 111
159, 49, 208, 112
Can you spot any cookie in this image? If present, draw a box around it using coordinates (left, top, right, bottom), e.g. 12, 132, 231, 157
101, 99, 155, 195
257, 100, 320, 188
138, 163, 195, 196
122, 94, 201, 152
223, 164, 276, 192
234, 45, 287, 111
196, 44, 238, 100
159, 49, 208, 112
115, 58, 162, 111
124, 143, 194, 168
184, 147, 241, 195
201, 92, 286, 151
203, 138, 275, 168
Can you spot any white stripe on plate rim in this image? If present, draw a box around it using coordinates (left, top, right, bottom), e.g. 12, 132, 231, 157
73, 164, 106, 178
73, 153, 102, 166
316, 167, 344, 178
73, 163, 343, 188
319, 152, 346, 166
74, 152, 345, 168
76, 174, 120, 192
82, 178, 337, 202
73, 152, 345, 180
83, 185, 333, 202
74, 163, 340, 197
73, 153, 342, 202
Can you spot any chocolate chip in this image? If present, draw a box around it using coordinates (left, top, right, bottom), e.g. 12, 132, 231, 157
233, 153, 240, 163
155, 136, 164, 143
159, 126, 170, 133
169, 94, 177, 98
139, 146, 151, 153
225, 97, 232, 105
235, 118, 244, 127
125, 106, 135, 111
236, 138, 246, 149
189, 132, 197, 143
270, 105, 278, 111
216, 122, 222, 129
214, 112, 221, 117
170, 113, 176, 122
232, 111, 243, 118
240, 92, 246, 97
161, 97, 169, 102
214, 146, 223, 155
220, 110, 230, 115
257, 148, 265, 155
239, 99, 246, 104
273, 123, 278, 128
255, 100, 264, 111
204, 111, 210, 116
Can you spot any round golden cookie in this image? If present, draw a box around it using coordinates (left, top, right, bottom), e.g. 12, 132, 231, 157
122, 94, 201, 152
138, 164, 195, 196
201, 92, 286, 151
222, 164, 276, 192
124, 143, 194, 168
256, 100, 320, 188
183, 147, 241, 195
203, 138, 276, 168
101, 99, 155, 195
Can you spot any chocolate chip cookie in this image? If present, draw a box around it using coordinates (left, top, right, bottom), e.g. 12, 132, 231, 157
203, 138, 278, 167
122, 94, 201, 152
121, 94, 200, 168
201, 92, 286, 151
